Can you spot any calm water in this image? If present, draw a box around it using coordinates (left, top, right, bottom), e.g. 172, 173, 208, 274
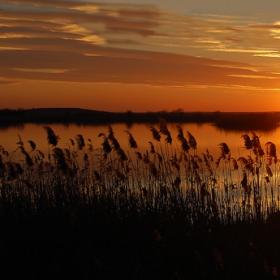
1, 122, 280, 161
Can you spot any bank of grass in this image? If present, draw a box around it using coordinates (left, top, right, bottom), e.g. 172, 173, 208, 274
0, 119, 280, 279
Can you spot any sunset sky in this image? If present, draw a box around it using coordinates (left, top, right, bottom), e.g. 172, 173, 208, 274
1, 0, 280, 112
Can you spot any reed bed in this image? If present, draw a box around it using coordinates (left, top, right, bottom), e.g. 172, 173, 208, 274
1, 120, 279, 224
0, 120, 280, 279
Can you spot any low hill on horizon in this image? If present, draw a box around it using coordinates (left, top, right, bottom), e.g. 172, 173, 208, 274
0, 108, 279, 131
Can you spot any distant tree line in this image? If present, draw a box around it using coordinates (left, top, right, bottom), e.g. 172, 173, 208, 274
0, 108, 279, 132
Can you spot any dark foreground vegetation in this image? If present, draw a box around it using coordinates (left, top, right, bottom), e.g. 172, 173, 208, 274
2, 200, 280, 279
1, 119, 280, 279
0, 108, 280, 131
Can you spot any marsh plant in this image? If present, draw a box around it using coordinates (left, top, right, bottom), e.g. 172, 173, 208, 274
0, 119, 279, 227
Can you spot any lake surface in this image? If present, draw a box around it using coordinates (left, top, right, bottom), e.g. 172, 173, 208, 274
1, 122, 280, 162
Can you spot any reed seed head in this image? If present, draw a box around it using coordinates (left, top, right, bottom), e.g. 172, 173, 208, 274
186, 131, 197, 149
150, 127, 161, 142
75, 134, 85, 150
43, 126, 59, 147
241, 134, 252, 149
28, 140, 36, 151
124, 131, 138, 149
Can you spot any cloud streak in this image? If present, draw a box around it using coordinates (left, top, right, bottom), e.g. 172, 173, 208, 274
1, 47, 279, 89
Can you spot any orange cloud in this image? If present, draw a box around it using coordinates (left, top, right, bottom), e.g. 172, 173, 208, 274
0, 47, 276, 87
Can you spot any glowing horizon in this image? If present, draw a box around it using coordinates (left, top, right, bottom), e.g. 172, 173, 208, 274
1, 0, 280, 112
